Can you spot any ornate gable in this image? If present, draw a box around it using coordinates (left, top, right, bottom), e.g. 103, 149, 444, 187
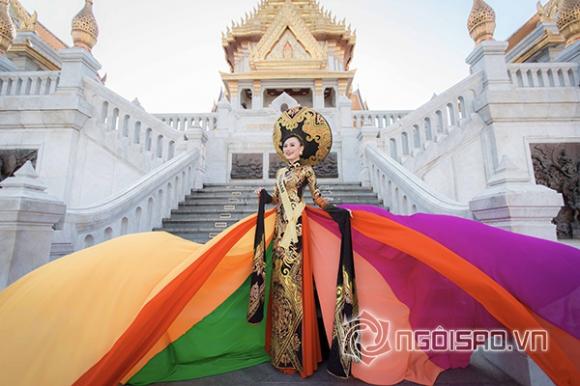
249, 2, 326, 71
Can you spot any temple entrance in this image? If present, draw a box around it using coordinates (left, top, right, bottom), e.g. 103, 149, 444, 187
264, 88, 313, 108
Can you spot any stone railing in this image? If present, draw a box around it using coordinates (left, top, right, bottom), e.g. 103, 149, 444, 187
377, 71, 484, 164
366, 145, 471, 217
155, 113, 218, 131
352, 110, 411, 129
0, 71, 60, 96
83, 78, 186, 172
507, 62, 579, 88
64, 148, 201, 251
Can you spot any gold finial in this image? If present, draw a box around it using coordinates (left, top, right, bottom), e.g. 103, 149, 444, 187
467, 0, 496, 44
0, 0, 15, 55
557, 0, 580, 46
71, 0, 98, 52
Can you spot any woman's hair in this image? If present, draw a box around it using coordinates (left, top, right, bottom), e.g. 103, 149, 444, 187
282, 134, 304, 147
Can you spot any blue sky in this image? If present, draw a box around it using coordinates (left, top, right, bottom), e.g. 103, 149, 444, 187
22, 1, 540, 112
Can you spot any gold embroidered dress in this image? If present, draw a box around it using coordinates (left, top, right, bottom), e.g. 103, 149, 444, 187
268, 161, 330, 373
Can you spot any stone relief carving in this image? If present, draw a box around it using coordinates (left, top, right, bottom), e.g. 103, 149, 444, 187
268, 152, 338, 179
231, 153, 263, 180
0, 149, 38, 183
531, 143, 580, 239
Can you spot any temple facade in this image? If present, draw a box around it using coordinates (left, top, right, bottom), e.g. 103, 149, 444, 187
0, 0, 579, 280
0, 0, 579, 383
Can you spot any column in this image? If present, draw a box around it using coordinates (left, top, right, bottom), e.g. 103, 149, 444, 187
0, 162, 66, 289
313, 78, 324, 109
252, 80, 263, 110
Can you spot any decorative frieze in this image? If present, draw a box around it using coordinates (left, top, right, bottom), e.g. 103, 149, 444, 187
531, 143, 580, 239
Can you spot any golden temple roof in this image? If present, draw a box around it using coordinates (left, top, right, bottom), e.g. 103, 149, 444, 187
222, 0, 356, 72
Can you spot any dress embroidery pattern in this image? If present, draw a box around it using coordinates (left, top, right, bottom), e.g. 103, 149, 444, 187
269, 162, 329, 372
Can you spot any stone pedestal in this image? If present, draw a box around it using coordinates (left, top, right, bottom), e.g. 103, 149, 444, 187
57, 47, 101, 95
469, 182, 563, 241
466, 40, 511, 90
0, 55, 16, 71
0, 161, 66, 289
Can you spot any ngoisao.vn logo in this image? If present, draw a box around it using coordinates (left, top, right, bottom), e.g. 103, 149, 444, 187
341, 310, 549, 366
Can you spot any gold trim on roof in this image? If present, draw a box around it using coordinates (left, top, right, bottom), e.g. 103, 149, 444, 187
10, 0, 37, 32
222, 0, 355, 72
251, 2, 326, 71
0, 0, 15, 55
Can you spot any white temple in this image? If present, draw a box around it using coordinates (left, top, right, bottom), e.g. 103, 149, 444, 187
0, 0, 579, 383
0, 0, 578, 284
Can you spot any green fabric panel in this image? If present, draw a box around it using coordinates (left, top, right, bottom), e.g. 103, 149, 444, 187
128, 243, 273, 385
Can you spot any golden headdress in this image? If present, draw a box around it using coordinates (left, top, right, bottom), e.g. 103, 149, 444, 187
273, 106, 333, 166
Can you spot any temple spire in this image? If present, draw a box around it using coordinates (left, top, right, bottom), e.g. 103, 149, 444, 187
71, 0, 99, 52
467, 0, 496, 45
557, 0, 580, 46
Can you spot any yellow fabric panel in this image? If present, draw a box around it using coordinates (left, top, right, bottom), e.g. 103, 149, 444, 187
0, 210, 275, 386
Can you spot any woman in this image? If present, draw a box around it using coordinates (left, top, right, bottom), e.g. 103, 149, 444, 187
249, 107, 354, 379
0, 108, 578, 386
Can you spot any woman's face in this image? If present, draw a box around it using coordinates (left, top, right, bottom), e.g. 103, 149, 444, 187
283, 136, 304, 163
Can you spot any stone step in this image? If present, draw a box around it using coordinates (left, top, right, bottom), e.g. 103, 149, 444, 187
202, 183, 363, 189
166, 213, 252, 222
171, 207, 261, 215
186, 191, 377, 200
160, 182, 383, 243
163, 219, 242, 228
193, 185, 370, 194
179, 197, 382, 206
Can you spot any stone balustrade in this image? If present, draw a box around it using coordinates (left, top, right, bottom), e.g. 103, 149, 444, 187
155, 113, 218, 131
365, 145, 471, 217
352, 110, 411, 129
83, 78, 185, 170
507, 62, 579, 88
65, 149, 200, 251
377, 72, 484, 164
0, 71, 60, 96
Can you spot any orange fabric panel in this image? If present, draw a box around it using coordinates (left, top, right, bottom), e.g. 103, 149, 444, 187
122, 211, 276, 382
300, 210, 323, 378
307, 218, 443, 385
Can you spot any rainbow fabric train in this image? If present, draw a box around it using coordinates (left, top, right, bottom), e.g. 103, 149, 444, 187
0, 205, 578, 386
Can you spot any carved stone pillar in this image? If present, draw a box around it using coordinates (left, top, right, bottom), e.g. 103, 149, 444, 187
57, 47, 101, 95
184, 127, 208, 190
252, 80, 263, 109
313, 78, 324, 109
338, 78, 349, 96
465, 40, 511, 90
0, 162, 66, 289
228, 80, 240, 109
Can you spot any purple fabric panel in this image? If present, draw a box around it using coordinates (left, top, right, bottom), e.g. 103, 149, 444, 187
308, 210, 502, 370
339, 204, 580, 339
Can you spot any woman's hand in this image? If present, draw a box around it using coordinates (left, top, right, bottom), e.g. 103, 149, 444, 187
255, 187, 264, 197
347, 208, 353, 218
